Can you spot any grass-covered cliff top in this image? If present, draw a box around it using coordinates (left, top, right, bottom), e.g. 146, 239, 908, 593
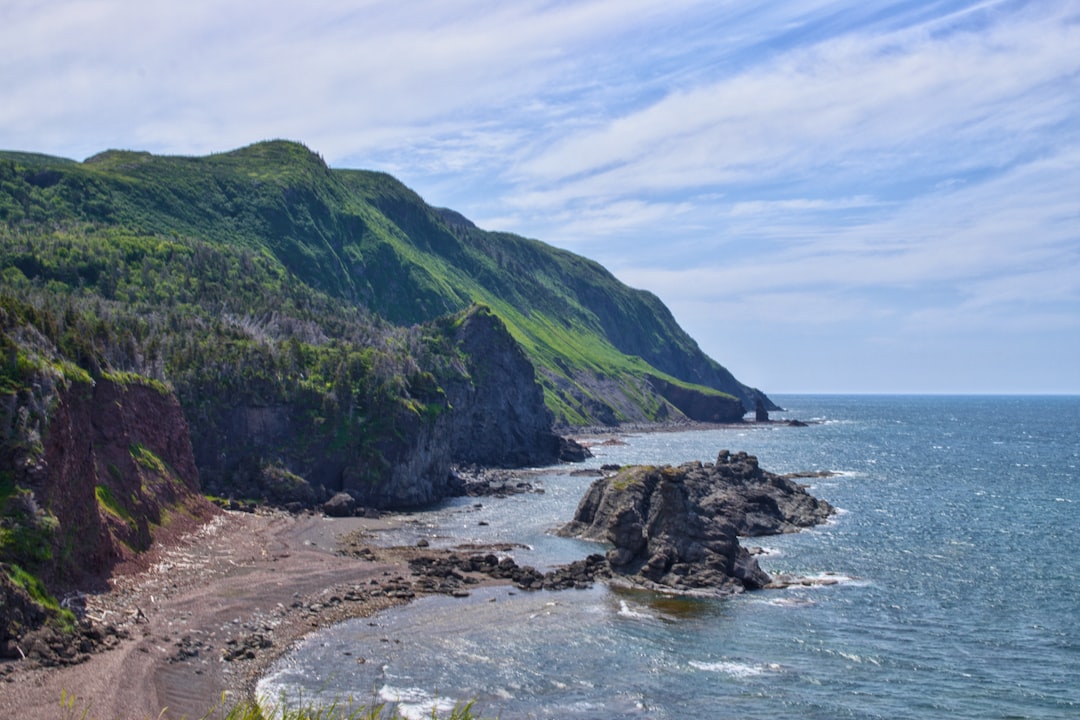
0, 140, 767, 425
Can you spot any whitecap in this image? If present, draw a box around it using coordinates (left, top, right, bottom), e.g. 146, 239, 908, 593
616, 599, 654, 620
689, 660, 777, 678
378, 685, 459, 720
804, 571, 860, 585
763, 596, 816, 608
835, 651, 882, 666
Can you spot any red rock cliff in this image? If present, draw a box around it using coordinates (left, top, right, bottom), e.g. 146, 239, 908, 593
14, 375, 216, 591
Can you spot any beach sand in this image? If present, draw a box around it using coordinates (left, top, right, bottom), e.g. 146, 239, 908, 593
0, 509, 483, 720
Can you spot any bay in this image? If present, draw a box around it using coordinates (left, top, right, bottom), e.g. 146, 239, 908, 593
259, 395, 1080, 719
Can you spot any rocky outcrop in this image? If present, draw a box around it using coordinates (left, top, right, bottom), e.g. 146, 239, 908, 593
17, 375, 215, 589
341, 306, 579, 507
188, 305, 583, 510
559, 450, 833, 596
444, 305, 568, 467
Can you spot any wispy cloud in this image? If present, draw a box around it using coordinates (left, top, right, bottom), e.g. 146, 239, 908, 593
617, 143, 1080, 334
508, 1, 1079, 207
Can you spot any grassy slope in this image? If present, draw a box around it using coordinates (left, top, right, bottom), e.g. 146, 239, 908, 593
0, 140, 766, 425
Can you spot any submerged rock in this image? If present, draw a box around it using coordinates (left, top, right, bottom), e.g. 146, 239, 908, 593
559, 450, 833, 596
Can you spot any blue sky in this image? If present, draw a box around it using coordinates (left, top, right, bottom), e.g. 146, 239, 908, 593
2, 0, 1078, 394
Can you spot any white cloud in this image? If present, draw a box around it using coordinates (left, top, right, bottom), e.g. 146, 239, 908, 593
508, 2, 1080, 212
614, 142, 1080, 334
727, 196, 881, 217
0, 0, 716, 159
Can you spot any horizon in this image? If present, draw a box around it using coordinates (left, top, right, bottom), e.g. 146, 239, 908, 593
2, 1, 1077, 395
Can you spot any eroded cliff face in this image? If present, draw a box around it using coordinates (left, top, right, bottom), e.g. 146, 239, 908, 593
351, 307, 572, 506
188, 306, 569, 510
444, 306, 563, 467
3, 373, 215, 591
646, 375, 746, 424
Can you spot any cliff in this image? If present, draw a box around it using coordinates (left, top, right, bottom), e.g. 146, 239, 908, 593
559, 451, 833, 595
187, 305, 569, 509
443, 305, 565, 467
1, 350, 215, 654
2, 367, 215, 591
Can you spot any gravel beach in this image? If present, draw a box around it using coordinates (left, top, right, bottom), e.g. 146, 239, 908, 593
0, 509, 506, 720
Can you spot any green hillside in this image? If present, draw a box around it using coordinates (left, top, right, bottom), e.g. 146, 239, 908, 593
0, 140, 770, 425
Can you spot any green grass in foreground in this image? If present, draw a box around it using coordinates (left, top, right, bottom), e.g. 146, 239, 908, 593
60, 691, 486, 720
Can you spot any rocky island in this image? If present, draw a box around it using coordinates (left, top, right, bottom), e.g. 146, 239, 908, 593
560, 450, 834, 596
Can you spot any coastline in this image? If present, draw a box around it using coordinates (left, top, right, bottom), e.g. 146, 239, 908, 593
0, 422, 824, 719
0, 508, 513, 720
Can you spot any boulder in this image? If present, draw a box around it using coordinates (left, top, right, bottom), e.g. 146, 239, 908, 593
322, 492, 357, 517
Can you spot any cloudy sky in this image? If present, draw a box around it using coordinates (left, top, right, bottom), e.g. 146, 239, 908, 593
3, 0, 1078, 394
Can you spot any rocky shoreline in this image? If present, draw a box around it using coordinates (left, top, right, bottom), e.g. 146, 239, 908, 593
0, 501, 620, 719
1, 444, 836, 719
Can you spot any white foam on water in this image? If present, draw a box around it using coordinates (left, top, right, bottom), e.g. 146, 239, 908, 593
763, 596, 817, 608
378, 685, 459, 720
617, 599, 655, 620
689, 660, 781, 678
836, 651, 881, 665
802, 571, 862, 586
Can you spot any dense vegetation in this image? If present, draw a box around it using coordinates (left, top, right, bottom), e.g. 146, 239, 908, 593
0, 140, 766, 425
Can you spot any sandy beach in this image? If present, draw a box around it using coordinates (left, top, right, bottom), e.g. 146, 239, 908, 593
0, 508, 491, 720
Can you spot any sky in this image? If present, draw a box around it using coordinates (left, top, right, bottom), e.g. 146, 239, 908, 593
2, 0, 1078, 394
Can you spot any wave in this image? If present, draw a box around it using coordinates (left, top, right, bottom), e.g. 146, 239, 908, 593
689, 659, 782, 678
378, 685, 460, 720
616, 599, 655, 620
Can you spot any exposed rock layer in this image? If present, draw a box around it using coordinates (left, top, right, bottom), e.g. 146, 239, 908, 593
560, 450, 834, 595
646, 375, 746, 423
19, 376, 215, 589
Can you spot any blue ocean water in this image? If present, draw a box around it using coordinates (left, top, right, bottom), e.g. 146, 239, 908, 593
259, 396, 1080, 719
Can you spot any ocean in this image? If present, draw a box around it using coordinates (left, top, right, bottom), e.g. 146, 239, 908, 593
258, 395, 1080, 719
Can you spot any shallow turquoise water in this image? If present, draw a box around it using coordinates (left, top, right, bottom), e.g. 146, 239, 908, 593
260, 396, 1080, 719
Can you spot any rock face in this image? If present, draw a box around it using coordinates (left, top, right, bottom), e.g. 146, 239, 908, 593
189, 305, 577, 510
1, 369, 216, 652
15, 375, 216, 589
444, 305, 567, 467
560, 450, 833, 596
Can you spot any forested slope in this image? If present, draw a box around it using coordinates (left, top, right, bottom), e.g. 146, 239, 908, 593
0, 140, 771, 425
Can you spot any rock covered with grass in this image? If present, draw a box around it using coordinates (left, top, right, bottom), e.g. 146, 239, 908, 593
559, 450, 834, 596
